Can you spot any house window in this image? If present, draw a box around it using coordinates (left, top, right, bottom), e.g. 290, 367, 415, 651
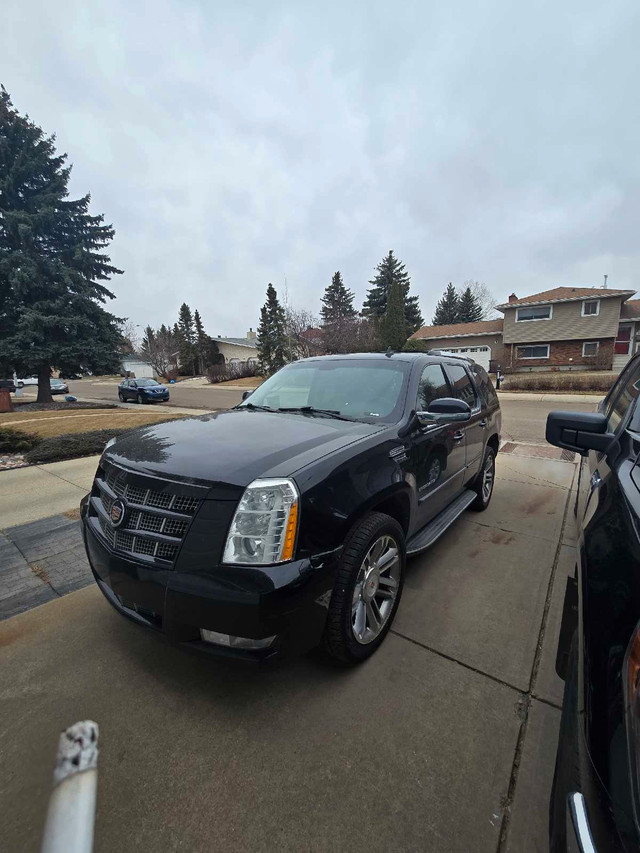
582, 341, 599, 357
517, 345, 550, 359
516, 305, 552, 322
582, 300, 600, 317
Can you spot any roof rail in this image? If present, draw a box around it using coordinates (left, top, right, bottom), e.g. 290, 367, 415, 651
427, 349, 475, 362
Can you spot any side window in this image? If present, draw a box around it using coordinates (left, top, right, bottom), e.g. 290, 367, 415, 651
606, 368, 640, 433
470, 363, 498, 408
416, 364, 450, 411
444, 364, 477, 408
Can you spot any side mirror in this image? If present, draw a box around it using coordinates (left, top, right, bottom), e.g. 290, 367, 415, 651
242, 390, 253, 401
417, 397, 471, 424
546, 411, 615, 456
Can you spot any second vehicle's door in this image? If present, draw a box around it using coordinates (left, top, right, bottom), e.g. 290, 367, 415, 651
409, 362, 467, 528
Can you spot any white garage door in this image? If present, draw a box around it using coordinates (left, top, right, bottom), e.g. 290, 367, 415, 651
445, 346, 491, 370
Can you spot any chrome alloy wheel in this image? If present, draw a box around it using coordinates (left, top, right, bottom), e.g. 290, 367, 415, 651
351, 535, 401, 644
482, 453, 495, 501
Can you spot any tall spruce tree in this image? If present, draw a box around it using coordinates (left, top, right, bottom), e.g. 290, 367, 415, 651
320, 271, 357, 325
257, 283, 287, 374
432, 283, 460, 325
381, 276, 408, 350
0, 87, 123, 402
193, 309, 206, 374
457, 286, 483, 323
177, 303, 197, 374
362, 250, 423, 333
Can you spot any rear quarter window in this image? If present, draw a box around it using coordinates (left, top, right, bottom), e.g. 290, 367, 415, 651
470, 363, 499, 408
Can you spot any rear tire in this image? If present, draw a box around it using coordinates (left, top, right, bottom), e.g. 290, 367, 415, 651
470, 446, 496, 511
323, 512, 405, 664
550, 632, 580, 852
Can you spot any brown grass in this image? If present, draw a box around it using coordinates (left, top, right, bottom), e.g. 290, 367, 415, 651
502, 372, 615, 393
215, 377, 264, 388
0, 409, 183, 439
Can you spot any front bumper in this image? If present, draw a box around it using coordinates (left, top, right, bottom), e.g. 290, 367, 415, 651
82, 513, 339, 662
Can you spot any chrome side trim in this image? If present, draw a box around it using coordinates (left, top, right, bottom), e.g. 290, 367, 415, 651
566, 792, 597, 853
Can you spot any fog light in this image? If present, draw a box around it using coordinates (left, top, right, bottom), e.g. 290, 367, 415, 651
200, 629, 276, 650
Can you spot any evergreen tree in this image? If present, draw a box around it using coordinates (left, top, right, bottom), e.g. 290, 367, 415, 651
193, 308, 222, 372
381, 277, 408, 350
0, 87, 123, 402
257, 283, 287, 374
177, 303, 197, 374
456, 286, 483, 323
362, 250, 423, 333
320, 271, 357, 325
432, 283, 460, 325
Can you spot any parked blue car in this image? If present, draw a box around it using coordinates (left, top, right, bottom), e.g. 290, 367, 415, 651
118, 378, 170, 404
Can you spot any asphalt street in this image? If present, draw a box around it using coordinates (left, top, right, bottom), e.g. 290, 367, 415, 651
56, 378, 599, 444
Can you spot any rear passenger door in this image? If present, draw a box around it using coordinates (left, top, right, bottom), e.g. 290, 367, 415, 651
442, 362, 484, 479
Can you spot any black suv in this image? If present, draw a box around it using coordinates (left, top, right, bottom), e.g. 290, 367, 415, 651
547, 353, 640, 851
81, 352, 500, 663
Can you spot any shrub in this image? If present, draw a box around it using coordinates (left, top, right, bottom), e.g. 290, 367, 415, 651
24, 428, 129, 464
0, 426, 41, 453
502, 373, 615, 393
206, 361, 259, 384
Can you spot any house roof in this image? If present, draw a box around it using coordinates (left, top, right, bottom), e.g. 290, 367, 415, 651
215, 337, 258, 349
410, 319, 504, 340
496, 286, 635, 310
621, 300, 640, 320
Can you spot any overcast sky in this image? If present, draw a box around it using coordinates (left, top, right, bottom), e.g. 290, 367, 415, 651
3, 0, 640, 337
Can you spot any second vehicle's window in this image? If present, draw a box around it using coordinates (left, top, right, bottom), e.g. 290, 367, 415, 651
444, 364, 477, 407
416, 364, 449, 411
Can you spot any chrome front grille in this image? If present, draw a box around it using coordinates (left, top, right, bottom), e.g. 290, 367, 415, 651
90, 461, 204, 565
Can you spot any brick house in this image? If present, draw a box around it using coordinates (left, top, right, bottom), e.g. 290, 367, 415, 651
497, 287, 636, 372
409, 286, 640, 373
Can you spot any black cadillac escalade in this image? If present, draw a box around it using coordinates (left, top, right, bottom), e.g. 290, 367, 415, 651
81, 352, 501, 663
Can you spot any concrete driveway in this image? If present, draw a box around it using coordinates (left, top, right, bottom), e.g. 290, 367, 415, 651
0, 450, 576, 852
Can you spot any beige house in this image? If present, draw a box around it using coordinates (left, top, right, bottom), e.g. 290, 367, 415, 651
410, 286, 640, 373
214, 329, 259, 367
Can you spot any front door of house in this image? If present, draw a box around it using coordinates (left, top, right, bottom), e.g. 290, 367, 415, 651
615, 325, 632, 355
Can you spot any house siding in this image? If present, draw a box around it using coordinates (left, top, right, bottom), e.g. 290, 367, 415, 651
216, 341, 258, 363
508, 338, 614, 371
502, 296, 624, 344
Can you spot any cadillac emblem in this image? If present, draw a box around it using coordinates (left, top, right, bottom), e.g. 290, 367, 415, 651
110, 498, 127, 528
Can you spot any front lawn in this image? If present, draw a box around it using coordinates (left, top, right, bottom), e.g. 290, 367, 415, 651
0, 408, 184, 439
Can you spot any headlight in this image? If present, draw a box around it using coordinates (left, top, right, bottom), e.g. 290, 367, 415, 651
223, 478, 299, 565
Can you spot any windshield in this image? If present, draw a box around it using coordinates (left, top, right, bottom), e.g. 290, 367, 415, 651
136, 379, 160, 387
239, 359, 410, 423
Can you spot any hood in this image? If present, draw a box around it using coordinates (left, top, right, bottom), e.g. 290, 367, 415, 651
105, 409, 385, 495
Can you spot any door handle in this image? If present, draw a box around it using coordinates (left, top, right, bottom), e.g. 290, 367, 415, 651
452, 431, 465, 442
479, 419, 487, 428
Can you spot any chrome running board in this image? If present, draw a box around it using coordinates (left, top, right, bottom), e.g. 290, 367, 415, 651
406, 490, 476, 556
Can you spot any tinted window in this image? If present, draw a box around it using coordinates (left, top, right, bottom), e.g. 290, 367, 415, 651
417, 364, 450, 411
444, 364, 477, 407
136, 379, 159, 387
470, 363, 498, 408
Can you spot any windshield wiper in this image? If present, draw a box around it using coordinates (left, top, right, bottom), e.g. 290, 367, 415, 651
277, 406, 355, 422
240, 403, 275, 412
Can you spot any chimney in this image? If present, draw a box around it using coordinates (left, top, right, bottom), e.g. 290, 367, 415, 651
508, 293, 518, 303
246, 328, 257, 340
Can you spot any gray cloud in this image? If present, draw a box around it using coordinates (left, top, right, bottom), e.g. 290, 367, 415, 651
3, 0, 639, 334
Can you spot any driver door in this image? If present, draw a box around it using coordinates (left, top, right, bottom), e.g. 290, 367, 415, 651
409, 363, 467, 528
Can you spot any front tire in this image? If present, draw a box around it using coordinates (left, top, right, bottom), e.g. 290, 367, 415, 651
323, 512, 405, 664
470, 446, 496, 511
118, 392, 125, 402
137, 393, 144, 404
550, 633, 580, 852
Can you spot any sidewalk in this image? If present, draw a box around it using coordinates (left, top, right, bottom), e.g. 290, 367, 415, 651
498, 390, 603, 402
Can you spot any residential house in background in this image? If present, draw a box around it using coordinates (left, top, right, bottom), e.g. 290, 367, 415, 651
410, 286, 640, 373
214, 329, 259, 367
121, 356, 156, 378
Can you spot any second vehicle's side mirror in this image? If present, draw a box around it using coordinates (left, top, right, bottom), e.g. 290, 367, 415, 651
546, 411, 615, 456
242, 390, 253, 401
417, 398, 471, 424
